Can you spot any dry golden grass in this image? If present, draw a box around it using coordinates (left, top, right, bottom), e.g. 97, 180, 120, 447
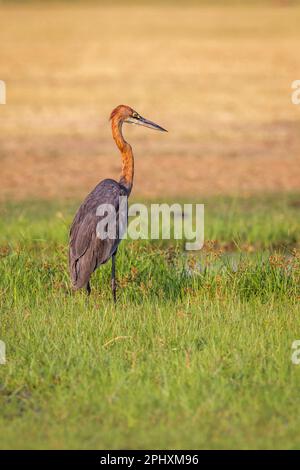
0, 3, 300, 200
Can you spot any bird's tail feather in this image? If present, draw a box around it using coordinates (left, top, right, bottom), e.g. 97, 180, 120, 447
69, 248, 95, 290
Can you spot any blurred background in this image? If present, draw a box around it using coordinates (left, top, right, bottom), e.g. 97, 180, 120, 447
1, 1, 300, 451
0, 0, 299, 202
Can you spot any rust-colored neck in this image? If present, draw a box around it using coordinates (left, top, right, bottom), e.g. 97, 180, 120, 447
111, 117, 134, 193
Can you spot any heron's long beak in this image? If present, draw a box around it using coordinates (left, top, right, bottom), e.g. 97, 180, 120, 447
126, 115, 167, 132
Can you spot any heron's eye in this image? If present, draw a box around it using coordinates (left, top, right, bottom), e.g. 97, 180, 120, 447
132, 112, 139, 119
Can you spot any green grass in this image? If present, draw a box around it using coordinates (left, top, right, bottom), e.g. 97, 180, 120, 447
0, 193, 300, 449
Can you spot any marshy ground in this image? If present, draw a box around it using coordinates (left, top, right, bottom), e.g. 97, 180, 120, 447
0, 1, 300, 449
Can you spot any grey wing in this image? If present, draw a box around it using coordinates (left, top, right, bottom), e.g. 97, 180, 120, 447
69, 179, 128, 289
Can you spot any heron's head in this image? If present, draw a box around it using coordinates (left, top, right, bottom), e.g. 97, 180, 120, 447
110, 105, 167, 132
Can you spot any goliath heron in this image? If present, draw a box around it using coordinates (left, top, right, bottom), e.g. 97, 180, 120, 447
69, 105, 167, 302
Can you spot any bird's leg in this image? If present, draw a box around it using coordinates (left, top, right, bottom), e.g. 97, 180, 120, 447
86, 281, 91, 296
111, 252, 117, 304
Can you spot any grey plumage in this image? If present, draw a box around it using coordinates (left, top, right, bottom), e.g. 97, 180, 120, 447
69, 179, 128, 291
68, 104, 166, 301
